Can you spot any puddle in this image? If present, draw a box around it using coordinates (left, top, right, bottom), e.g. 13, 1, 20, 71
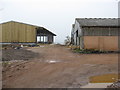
89, 74, 119, 83
39, 59, 70, 64
45, 60, 62, 63
39, 46, 45, 48
84, 64, 96, 67
27, 49, 31, 50
82, 74, 120, 88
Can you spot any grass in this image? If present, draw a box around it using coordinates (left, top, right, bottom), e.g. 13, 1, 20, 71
73, 48, 120, 54
2, 61, 11, 67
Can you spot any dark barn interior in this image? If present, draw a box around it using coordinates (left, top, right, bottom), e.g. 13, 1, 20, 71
36, 27, 56, 44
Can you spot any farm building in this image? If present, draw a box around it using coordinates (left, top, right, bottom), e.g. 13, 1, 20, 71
71, 18, 119, 51
0, 21, 56, 44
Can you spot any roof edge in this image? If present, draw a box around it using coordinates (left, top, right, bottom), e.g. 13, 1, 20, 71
0, 20, 43, 28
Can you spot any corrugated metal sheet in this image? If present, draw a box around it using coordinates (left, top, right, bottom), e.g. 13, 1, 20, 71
1, 21, 37, 43
82, 27, 119, 36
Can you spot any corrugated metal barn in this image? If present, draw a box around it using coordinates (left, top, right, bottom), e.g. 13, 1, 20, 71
71, 18, 119, 51
0, 21, 56, 44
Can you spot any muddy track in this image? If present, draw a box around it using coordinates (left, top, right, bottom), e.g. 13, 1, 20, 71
2, 45, 118, 88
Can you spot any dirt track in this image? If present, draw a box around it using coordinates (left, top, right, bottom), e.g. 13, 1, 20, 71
2, 45, 118, 88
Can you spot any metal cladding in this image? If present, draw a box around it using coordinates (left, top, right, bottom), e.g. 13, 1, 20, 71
71, 18, 119, 51
0, 21, 56, 43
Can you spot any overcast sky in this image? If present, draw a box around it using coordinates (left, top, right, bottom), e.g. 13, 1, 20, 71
0, 0, 119, 44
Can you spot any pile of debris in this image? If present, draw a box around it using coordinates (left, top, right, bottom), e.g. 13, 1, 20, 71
106, 80, 120, 88
2, 48, 39, 61
2, 44, 40, 50
2, 44, 23, 50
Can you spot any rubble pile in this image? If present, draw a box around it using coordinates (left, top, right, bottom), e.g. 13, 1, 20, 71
107, 80, 120, 88
2, 49, 39, 61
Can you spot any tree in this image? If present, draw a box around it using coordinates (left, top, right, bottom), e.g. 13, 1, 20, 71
64, 36, 71, 45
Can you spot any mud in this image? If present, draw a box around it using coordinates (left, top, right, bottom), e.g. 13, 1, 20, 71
2, 45, 118, 88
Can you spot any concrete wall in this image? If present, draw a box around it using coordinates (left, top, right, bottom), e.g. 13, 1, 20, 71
83, 36, 118, 51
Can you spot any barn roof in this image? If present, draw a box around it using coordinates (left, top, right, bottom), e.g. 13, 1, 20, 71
36, 27, 56, 36
76, 18, 119, 27
0, 21, 40, 27
0, 21, 56, 36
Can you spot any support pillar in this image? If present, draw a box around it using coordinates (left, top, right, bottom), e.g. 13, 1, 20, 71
40, 35, 41, 42
43, 36, 45, 43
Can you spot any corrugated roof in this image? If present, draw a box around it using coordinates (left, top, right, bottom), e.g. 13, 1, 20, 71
76, 18, 119, 26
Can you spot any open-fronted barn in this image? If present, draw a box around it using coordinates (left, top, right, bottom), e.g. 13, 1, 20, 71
0, 21, 56, 44
71, 18, 119, 51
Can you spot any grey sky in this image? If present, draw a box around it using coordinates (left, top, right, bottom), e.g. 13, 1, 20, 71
0, 0, 118, 44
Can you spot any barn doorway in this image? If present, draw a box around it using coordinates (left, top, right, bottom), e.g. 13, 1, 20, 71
37, 36, 48, 43
36, 27, 56, 44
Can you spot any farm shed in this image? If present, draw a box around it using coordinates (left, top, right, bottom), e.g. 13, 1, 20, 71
0, 21, 56, 44
71, 18, 119, 51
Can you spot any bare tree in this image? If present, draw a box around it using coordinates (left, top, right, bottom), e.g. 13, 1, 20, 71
64, 36, 71, 45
